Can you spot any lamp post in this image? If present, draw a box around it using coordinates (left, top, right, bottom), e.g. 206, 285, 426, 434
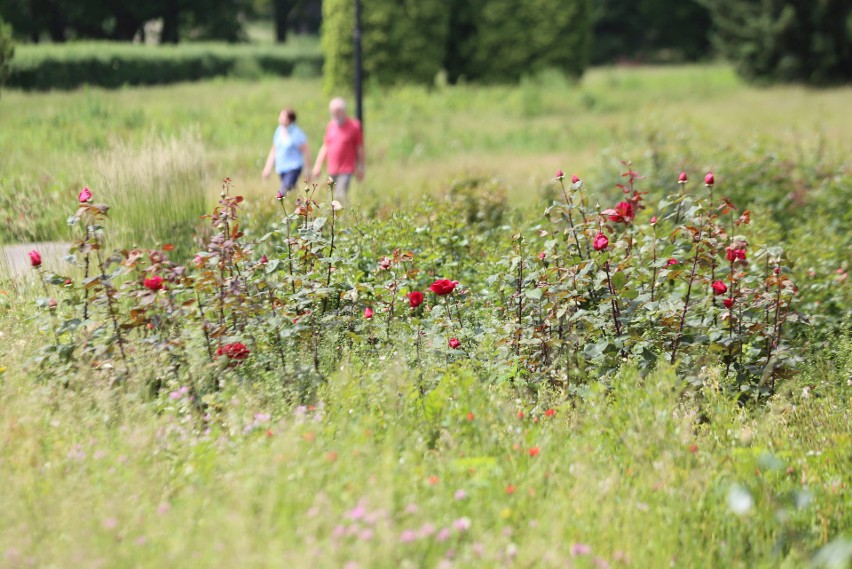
353, 0, 363, 129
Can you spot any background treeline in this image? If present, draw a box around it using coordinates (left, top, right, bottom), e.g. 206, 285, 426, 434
1, 0, 851, 90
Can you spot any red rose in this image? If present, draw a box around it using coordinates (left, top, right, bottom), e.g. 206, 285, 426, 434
593, 232, 609, 251
544, 408, 556, 417
430, 279, 458, 296
260, 255, 268, 265
666, 258, 679, 266
704, 172, 715, 186
528, 447, 540, 457
711, 280, 727, 295
603, 201, 635, 224
364, 306, 373, 319
448, 337, 461, 349
29, 250, 42, 267
144, 275, 164, 292
723, 298, 735, 309
726, 248, 746, 262
215, 342, 250, 364
78, 187, 93, 203
407, 291, 424, 308
678, 171, 688, 184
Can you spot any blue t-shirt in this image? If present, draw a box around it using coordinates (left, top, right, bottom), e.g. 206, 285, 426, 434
274, 124, 307, 173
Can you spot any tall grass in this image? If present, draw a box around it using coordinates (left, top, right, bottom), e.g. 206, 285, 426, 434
90, 130, 207, 259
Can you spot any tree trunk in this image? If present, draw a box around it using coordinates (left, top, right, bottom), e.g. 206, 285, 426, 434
274, 0, 296, 43
161, 0, 181, 44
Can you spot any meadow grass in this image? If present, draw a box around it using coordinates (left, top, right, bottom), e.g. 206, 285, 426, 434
1, 63, 850, 252
0, 64, 850, 568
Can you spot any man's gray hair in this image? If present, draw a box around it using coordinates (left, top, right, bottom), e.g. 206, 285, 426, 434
329, 97, 347, 110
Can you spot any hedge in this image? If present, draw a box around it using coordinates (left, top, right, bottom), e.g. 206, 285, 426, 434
6, 42, 323, 90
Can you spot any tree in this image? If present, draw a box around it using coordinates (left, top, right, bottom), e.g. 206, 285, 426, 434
454, 0, 591, 83
322, 0, 449, 93
591, 0, 712, 64
703, 0, 852, 84
0, 16, 13, 93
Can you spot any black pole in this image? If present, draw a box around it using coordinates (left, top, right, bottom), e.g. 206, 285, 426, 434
353, 0, 363, 128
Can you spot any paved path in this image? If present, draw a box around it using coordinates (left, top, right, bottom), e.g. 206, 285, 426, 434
1, 241, 71, 279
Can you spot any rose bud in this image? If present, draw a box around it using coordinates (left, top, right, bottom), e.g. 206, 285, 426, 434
593, 232, 609, 251
555, 169, 565, 180
723, 298, 735, 309
448, 337, 461, 349
678, 171, 688, 184
29, 250, 42, 267
364, 306, 374, 319
711, 280, 727, 295
704, 172, 715, 186
78, 187, 93, 203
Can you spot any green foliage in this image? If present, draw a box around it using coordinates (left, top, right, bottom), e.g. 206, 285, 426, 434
451, 0, 591, 83
323, 0, 590, 89
0, 0, 254, 42
591, 0, 712, 64
703, 0, 852, 85
0, 16, 13, 90
322, 0, 449, 93
6, 41, 322, 90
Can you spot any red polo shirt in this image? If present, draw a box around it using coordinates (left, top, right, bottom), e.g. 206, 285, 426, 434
324, 118, 363, 175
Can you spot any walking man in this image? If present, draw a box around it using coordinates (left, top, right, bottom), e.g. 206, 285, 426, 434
312, 97, 364, 202
262, 108, 310, 196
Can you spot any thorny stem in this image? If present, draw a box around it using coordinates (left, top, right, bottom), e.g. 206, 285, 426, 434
650, 224, 658, 302
96, 248, 130, 378
277, 199, 297, 294
671, 227, 703, 364
558, 179, 585, 261
602, 259, 624, 343
194, 288, 214, 361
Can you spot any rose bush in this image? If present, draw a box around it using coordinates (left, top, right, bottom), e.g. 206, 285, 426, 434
26, 166, 847, 405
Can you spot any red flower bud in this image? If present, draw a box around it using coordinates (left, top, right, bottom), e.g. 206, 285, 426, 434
571, 174, 581, 184
555, 169, 565, 180
678, 171, 688, 184
528, 447, 540, 457
364, 306, 373, 319
666, 258, 679, 266
704, 172, 715, 186
723, 298, 734, 309
544, 408, 556, 417
593, 232, 609, 251
448, 337, 461, 349
48, 298, 57, 310
276, 191, 285, 201
407, 291, 424, 308
538, 251, 546, 260
260, 255, 268, 265
650, 215, 657, 225
711, 280, 727, 295
78, 187, 93, 203
430, 279, 458, 296
29, 250, 42, 267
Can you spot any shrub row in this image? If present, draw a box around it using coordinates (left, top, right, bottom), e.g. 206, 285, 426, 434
7, 42, 323, 90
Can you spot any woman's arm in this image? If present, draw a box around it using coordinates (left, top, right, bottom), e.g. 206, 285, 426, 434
300, 143, 311, 179
262, 145, 275, 179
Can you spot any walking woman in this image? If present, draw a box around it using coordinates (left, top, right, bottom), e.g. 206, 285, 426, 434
262, 108, 310, 196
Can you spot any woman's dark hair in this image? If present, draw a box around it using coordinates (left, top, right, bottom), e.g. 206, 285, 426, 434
285, 108, 297, 123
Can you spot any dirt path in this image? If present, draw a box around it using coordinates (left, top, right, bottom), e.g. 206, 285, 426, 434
1, 241, 71, 279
